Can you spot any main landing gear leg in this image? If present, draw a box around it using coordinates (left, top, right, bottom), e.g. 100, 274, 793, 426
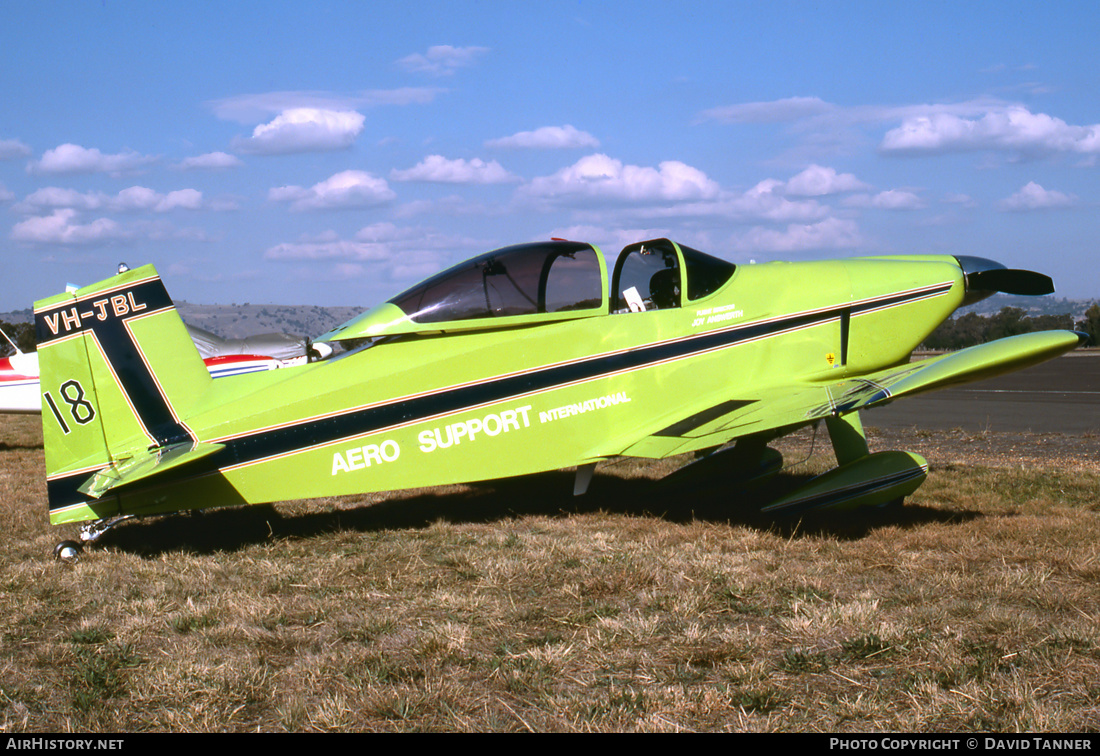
825, 411, 870, 466
54, 515, 136, 562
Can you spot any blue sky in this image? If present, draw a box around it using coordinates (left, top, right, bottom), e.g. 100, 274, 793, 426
2, 1, 1098, 312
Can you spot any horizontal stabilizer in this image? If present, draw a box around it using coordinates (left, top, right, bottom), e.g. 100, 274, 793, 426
78, 441, 225, 499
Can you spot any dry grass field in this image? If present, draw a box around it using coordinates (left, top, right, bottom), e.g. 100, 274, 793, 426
1, 414, 1097, 732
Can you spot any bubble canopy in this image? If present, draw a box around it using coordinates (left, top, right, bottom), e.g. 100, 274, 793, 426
391, 240, 607, 323
319, 241, 610, 340
316, 238, 737, 342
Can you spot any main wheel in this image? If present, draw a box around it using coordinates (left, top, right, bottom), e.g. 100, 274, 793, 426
54, 540, 83, 563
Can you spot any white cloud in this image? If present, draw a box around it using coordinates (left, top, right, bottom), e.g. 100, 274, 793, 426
208, 89, 443, 123
0, 139, 31, 160
730, 218, 863, 254
523, 158, 830, 224
176, 152, 244, 170
10, 209, 126, 245
156, 189, 205, 211
695, 96, 1100, 164
115, 187, 204, 212
523, 154, 721, 205
397, 45, 489, 76
942, 193, 976, 207
870, 190, 925, 210
784, 165, 868, 196
15, 187, 104, 213
998, 181, 1075, 211
264, 237, 394, 263
486, 125, 600, 150
265, 223, 426, 263
14, 187, 98, 213
390, 155, 517, 184
644, 179, 827, 223
0, 183, 14, 202
843, 189, 926, 210
880, 105, 1100, 156
269, 170, 396, 211
729, 180, 830, 220
546, 225, 685, 253
28, 144, 158, 175
697, 96, 834, 124
263, 223, 467, 287
353, 222, 422, 244
395, 194, 495, 218
700, 97, 1011, 133
234, 108, 365, 154
10, 207, 212, 246
15, 186, 206, 214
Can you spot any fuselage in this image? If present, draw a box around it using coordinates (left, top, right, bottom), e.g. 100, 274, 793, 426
62, 249, 962, 521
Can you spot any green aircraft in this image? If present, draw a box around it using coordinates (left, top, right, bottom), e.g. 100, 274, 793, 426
35, 238, 1084, 560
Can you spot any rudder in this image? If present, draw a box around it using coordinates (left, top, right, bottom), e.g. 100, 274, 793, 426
34, 265, 212, 523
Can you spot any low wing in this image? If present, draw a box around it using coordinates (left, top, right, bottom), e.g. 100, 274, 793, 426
617, 330, 1085, 459
812, 329, 1085, 414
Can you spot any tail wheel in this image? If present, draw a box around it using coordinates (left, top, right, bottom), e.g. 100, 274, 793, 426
54, 540, 83, 563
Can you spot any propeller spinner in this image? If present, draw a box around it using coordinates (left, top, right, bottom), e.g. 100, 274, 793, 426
955, 255, 1054, 306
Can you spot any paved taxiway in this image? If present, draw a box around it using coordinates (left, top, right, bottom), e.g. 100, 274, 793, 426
863, 350, 1100, 434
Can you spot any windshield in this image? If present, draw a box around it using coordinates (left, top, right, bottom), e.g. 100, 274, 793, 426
680, 243, 736, 300
612, 239, 736, 311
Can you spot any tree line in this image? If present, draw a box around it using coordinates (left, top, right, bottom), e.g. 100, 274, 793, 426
922, 304, 1100, 350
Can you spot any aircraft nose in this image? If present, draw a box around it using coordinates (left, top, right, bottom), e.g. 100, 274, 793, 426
954, 255, 1054, 306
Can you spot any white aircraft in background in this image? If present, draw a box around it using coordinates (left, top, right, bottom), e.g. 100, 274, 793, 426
0, 324, 333, 414
0, 330, 40, 413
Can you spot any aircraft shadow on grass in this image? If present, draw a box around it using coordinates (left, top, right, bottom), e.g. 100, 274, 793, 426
98, 467, 980, 558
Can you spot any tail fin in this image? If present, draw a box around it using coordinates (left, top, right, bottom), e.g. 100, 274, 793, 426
34, 265, 213, 524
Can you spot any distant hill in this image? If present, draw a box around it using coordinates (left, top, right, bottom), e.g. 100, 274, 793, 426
0, 302, 363, 340
173, 301, 362, 339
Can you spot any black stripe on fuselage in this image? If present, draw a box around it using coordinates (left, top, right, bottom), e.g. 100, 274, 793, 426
47, 282, 953, 512
208, 299, 859, 465
850, 285, 950, 316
